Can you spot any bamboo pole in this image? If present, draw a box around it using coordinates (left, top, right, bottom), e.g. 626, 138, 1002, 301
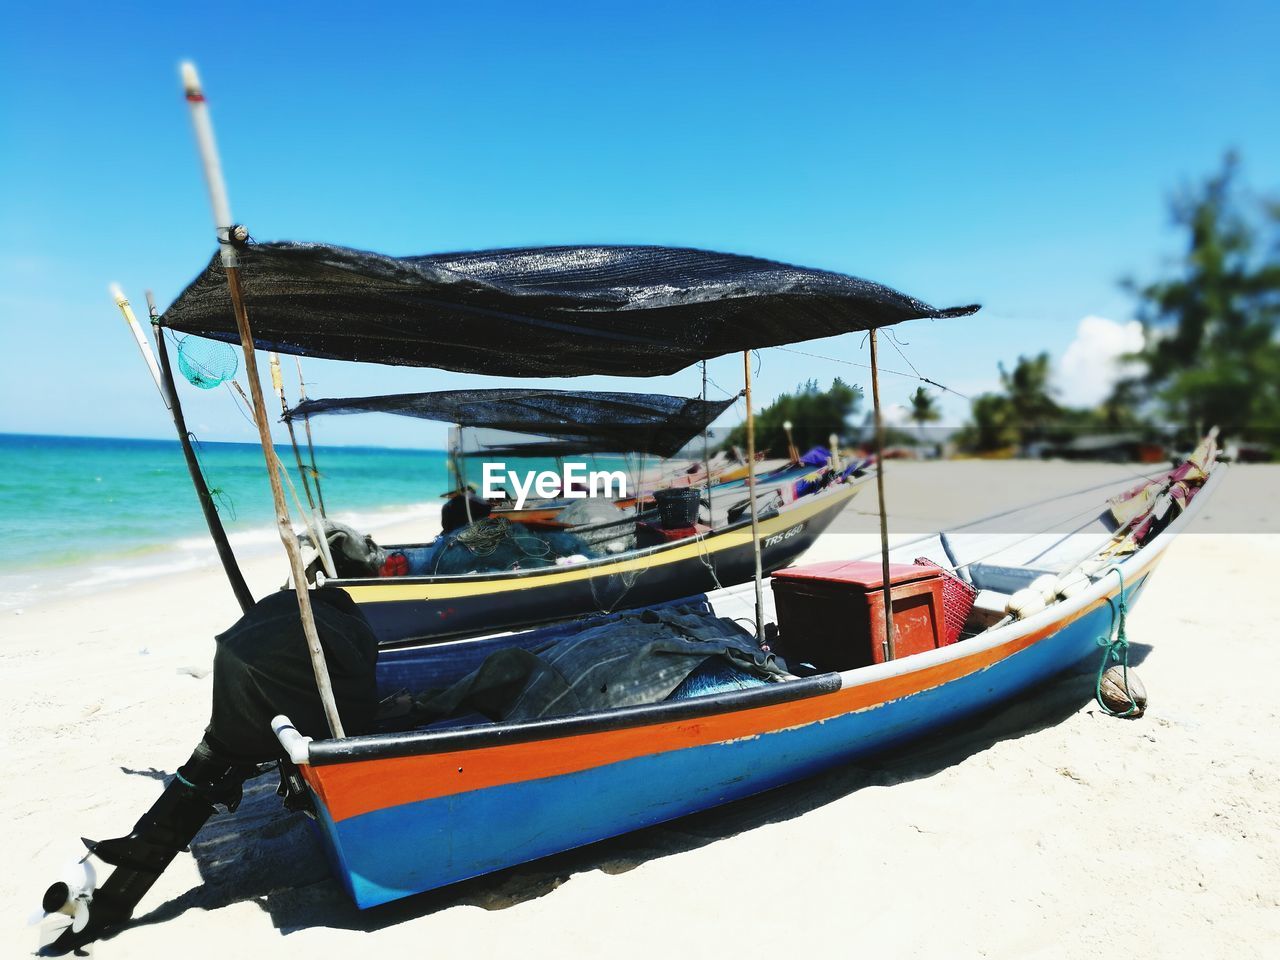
228, 380, 336, 580
868, 329, 896, 662
111, 284, 170, 410
294, 357, 327, 516
182, 61, 344, 738
742, 351, 765, 642
269, 355, 335, 576
270, 352, 316, 510
109, 286, 255, 614
702, 360, 714, 530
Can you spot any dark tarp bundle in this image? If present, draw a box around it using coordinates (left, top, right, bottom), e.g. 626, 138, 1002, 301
207, 588, 379, 761
427, 518, 594, 575
161, 242, 979, 377
411, 604, 785, 724
285, 387, 736, 459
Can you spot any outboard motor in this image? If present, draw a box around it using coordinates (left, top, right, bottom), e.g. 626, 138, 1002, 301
41, 587, 379, 953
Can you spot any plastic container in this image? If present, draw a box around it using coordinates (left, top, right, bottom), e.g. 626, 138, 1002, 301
653, 487, 701, 529
915, 557, 977, 644
771, 560, 945, 671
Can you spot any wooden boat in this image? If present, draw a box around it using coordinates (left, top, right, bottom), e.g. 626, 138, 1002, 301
272, 442, 1222, 908
341, 477, 863, 646
42, 443, 1219, 948
283, 388, 864, 645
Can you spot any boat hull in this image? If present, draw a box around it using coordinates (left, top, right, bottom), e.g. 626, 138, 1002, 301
301, 564, 1156, 908
343, 482, 860, 646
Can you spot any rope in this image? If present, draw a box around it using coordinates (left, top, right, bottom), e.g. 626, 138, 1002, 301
453, 516, 512, 557
774, 345, 971, 401
1094, 566, 1141, 717
188, 432, 236, 519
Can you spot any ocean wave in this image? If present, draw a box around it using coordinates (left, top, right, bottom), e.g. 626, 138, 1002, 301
0, 499, 444, 611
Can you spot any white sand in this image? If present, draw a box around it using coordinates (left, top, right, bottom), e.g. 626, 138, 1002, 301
5, 463, 1279, 958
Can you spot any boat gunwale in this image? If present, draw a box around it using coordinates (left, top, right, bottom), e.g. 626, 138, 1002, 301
307, 671, 844, 765
300, 463, 1225, 766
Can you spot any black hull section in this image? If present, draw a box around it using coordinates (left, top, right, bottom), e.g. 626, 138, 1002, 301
356, 492, 852, 648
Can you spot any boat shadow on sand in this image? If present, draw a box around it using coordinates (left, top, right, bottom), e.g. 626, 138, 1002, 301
112, 643, 1151, 942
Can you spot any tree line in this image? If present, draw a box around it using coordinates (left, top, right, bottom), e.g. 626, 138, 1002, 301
959, 154, 1279, 456
721, 155, 1277, 461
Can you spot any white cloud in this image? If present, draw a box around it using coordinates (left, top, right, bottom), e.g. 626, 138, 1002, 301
1056, 315, 1145, 407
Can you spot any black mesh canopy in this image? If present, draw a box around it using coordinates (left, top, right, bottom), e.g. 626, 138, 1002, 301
457, 438, 595, 459
162, 242, 979, 377
285, 388, 737, 458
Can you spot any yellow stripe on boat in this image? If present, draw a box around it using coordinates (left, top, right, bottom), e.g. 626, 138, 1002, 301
341, 484, 857, 604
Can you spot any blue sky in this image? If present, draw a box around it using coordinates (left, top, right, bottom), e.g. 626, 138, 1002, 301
1, 1, 1276, 448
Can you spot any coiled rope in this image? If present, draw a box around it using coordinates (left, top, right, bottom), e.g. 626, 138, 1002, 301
454, 516, 513, 557
1094, 566, 1141, 717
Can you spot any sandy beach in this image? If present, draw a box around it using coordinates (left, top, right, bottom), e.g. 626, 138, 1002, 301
5, 461, 1279, 959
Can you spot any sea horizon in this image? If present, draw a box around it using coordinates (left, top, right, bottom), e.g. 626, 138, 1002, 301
0, 432, 459, 609
0, 430, 448, 455
0, 433, 640, 610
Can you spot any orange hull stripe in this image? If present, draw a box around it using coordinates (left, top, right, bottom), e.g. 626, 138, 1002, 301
308, 560, 1156, 823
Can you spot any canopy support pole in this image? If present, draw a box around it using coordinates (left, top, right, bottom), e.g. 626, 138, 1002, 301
270, 352, 316, 511
294, 357, 327, 517
742, 351, 765, 642
868, 329, 896, 661
452, 427, 474, 525
702, 361, 714, 530
183, 61, 344, 739
110, 287, 255, 615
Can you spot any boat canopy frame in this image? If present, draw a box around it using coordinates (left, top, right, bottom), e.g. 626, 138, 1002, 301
284, 387, 738, 459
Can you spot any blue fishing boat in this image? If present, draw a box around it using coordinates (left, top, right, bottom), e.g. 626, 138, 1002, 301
273, 387, 870, 646
275, 441, 1220, 907
42, 438, 1221, 947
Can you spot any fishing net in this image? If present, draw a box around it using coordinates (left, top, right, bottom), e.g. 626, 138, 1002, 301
287, 388, 735, 459
177, 335, 238, 389
162, 242, 980, 377
429, 518, 591, 574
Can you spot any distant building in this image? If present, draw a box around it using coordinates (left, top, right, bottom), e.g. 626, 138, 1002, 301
1033, 433, 1166, 463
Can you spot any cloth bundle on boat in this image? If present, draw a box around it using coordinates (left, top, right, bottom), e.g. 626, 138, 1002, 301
792, 467, 835, 499
301, 520, 388, 579
1107, 433, 1218, 550
408, 604, 786, 725
799, 446, 832, 468
160, 242, 979, 377
286, 387, 736, 458
207, 588, 379, 761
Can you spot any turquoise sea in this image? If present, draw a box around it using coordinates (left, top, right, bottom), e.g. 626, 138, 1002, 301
0, 433, 455, 606
0, 433, 638, 608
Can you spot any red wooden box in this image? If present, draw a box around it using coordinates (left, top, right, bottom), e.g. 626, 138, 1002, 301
771, 560, 945, 671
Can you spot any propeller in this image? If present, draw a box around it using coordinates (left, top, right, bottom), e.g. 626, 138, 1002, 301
37, 851, 98, 936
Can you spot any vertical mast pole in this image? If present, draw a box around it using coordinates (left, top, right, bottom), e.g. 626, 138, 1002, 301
182, 61, 344, 738
109, 286, 255, 614
294, 357, 327, 516
868, 329, 896, 661
269, 352, 317, 510
702, 360, 714, 530
742, 351, 765, 642
111, 284, 170, 409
